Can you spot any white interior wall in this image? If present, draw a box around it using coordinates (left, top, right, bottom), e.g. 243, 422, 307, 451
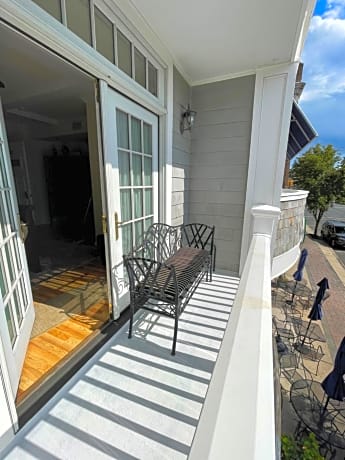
190, 75, 255, 273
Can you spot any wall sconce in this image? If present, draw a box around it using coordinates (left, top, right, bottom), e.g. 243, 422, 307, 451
180, 104, 197, 134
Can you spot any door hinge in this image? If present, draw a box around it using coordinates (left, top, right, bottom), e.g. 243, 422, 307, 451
102, 215, 107, 234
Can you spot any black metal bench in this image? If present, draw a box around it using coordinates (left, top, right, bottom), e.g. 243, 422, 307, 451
123, 223, 215, 355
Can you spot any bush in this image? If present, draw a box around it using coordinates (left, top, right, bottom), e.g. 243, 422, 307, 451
281, 433, 324, 460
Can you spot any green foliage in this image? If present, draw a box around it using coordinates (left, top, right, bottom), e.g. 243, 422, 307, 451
281, 433, 324, 460
290, 144, 345, 235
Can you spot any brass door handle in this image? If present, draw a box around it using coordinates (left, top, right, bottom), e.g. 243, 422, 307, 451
115, 212, 123, 240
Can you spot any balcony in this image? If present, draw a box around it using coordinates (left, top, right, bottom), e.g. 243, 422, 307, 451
2, 206, 279, 459
272, 189, 308, 278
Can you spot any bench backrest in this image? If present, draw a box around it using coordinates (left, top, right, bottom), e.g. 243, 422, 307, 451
181, 223, 215, 254
128, 223, 215, 262
139, 223, 182, 263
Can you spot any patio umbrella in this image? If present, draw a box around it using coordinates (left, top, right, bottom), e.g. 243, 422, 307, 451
321, 336, 345, 415
300, 277, 329, 346
290, 248, 308, 302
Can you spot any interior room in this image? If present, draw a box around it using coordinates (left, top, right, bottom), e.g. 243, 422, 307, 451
0, 23, 110, 402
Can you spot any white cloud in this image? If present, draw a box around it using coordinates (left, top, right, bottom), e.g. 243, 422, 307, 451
324, 0, 345, 18
301, 14, 345, 101
299, 0, 345, 151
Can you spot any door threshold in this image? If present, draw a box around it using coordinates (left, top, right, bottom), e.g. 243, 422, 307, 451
17, 308, 130, 428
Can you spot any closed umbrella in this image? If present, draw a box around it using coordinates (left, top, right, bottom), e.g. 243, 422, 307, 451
321, 336, 345, 415
290, 248, 308, 302
300, 277, 329, 346
293, 248, 308, 282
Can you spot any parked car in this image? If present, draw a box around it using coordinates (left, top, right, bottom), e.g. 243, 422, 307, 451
321, 220, 345, 248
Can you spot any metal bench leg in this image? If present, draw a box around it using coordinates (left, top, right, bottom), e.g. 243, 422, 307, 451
172, 307, 179, 355
128, 303, 134, 339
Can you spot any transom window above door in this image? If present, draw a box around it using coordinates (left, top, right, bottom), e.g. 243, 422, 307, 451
31, 0, 159, 97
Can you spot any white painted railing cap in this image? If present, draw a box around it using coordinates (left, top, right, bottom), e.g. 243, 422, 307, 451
251, 205, 281, 236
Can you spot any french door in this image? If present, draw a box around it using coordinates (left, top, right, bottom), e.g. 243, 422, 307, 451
99, 82, 159, 319
0, 99, 34, 397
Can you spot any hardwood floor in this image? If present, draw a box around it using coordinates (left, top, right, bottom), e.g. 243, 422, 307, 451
16, 264, 110, 404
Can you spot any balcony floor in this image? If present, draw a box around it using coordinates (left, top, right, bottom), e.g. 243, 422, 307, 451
3, 273, 239, 460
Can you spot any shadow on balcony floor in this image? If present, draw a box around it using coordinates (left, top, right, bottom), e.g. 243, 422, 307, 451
3, 273, 240, 460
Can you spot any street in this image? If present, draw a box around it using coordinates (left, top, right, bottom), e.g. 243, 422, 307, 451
305, 203, 345, 267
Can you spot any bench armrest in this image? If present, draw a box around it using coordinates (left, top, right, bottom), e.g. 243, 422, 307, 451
123, 256, 179, 301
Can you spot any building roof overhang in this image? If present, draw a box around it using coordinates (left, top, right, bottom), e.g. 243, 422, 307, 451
128, 0, 316, 85
287, 100, 318, 160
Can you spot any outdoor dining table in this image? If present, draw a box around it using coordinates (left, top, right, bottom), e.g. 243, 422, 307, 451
290, 379, 345, 457
280, 280, 312, 298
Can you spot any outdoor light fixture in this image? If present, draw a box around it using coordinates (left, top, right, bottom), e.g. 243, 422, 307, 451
180, 104, 197, 134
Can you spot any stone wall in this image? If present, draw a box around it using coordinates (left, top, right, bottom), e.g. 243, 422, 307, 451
274, 192, 307, 257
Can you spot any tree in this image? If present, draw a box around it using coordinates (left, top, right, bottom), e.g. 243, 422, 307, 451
290, 144, 345, 236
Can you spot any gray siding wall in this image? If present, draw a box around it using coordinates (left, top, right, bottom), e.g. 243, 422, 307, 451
172, 67, 192, 225
190, 76, 255, 273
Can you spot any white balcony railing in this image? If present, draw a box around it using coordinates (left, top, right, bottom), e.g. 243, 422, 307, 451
189, 205, 280, 460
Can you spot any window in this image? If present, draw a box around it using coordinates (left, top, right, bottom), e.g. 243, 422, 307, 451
117, 30, 132, 77
134, 47, 146, 88
65, 0, 92, 45
148, 62, 158, 97
31, 0, 160, 98
95, 7, 115, 63
32, 0, 62, 21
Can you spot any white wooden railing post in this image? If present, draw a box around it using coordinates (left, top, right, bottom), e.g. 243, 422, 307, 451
189, 205, 280, 460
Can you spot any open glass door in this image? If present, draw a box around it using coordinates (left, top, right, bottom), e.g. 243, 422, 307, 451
0, 98, 34, 397
99, 82, 158, 319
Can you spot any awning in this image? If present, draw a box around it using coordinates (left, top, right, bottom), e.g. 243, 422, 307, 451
287, 101, 317, 160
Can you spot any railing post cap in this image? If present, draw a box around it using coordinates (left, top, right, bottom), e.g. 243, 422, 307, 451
251, 205, 281, 236
251, 205, 281, 218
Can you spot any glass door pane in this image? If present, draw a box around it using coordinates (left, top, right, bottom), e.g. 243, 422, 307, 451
116, 109, 155, 253
0, 98, 34, 394
100, 84, 158, 317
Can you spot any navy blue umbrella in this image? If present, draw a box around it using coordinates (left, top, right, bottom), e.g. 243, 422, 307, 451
301, 277, 329, 346
308, 277, 329, 320
290, 249, 308, 303
293, 248, 308, 282
321, 336, 345, 414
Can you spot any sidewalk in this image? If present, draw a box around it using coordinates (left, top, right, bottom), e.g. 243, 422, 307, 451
275, 231, 345, 459
303, 228, 345, 358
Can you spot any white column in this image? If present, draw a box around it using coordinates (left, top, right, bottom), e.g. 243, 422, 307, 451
240, 63, 298, 274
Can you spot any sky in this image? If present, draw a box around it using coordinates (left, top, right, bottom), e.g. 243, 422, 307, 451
300, 0, 345, 156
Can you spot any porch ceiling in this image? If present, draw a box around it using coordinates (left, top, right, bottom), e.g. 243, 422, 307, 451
130, 0, 314, 84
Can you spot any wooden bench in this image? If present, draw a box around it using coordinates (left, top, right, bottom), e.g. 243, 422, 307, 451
123, 223, 215, 354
